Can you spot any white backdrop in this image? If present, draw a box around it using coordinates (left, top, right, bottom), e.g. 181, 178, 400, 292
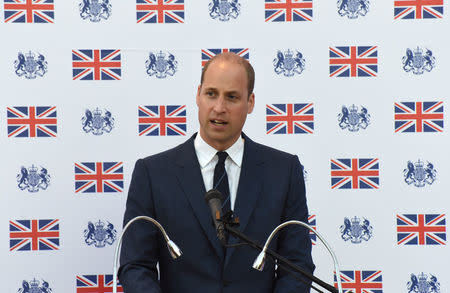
1, 0, 448, 292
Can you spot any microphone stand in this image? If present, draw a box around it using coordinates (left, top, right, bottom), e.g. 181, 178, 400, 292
220, 214, 340, 293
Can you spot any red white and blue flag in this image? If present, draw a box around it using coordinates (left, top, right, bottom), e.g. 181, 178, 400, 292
72, 49, 121, 81
329, 46, 378, 77
334, 270, 383, 293
394, 101, 444, 133
138, 105, 187, 136
308, 214, 316, 245
397, 214, 446, 245
9, 219, 60, 251
76, 274, 123, 293
4, 0, 54, 23
331, 158, 380, 189
201, 48, 249, 67
75, 162, 124, 193
7, 106, 57, 138
136, 0, 184, 24
266, 103, 314, 134
265, 0, 313, 22
394, 0, 443, 19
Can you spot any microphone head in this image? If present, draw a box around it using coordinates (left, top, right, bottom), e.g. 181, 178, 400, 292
204, 189, 224, 203
166, 239, 182, 259
252, 251, 266, 271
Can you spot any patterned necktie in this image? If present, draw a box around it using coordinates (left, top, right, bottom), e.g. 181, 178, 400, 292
213, 151, 231, 215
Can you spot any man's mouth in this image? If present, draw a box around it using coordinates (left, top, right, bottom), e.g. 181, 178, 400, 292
211, 119, 228, 125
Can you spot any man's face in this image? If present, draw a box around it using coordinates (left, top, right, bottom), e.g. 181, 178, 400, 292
196, 60, 255, 151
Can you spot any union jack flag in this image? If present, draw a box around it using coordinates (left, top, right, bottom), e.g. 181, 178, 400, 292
72, 49, 121, 81
265, 0, 313, 22
394, 0, 443, 19
9, 219, 59, 251
329, 46, 378, 77
75, 162, 124, 193
308, 214, 316, 245
76, 274, 123, 293
136, 0, 184, 24
394, 101, 444, 133
334, 270, 383, 293
4, 0, 54, 23
266, 103, 314, 134
7, 106, 57, 138
397, 214, 446, 245
331, 158, 380, 189
201, 48, 249, 67
138, 105, 187, 136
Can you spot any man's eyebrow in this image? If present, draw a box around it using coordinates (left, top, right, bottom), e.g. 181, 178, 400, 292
226, 90, 240, 95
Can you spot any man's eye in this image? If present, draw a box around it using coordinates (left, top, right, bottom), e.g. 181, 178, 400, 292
228, 95, 237, 99
206, 91, 215, 96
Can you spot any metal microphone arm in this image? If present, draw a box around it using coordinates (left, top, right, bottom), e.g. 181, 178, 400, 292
112, 216, 182, 293
253, 220, 343, 293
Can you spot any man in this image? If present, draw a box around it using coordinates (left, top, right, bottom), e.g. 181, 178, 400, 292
119, 53, 314, 293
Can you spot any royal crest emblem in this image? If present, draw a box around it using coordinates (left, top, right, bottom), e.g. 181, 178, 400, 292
17, 165, 50, 192
145, 51, 178, 79
407, 273, 440, 293
340, 216, 373, 244
402, 47, 435, 75
14, 51, 48, 79
404, 160, 437, 187
18, 278, 52, 293
84, 220, 117, 248
273, 49, 305, 77
82, 108, 114, 135
79, 0, 112, 22
338, 0, 369, 19
338, 104, 371, 132
209, 0, 240, 21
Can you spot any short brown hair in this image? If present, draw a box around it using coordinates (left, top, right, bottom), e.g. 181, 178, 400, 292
200, 52, 255, 96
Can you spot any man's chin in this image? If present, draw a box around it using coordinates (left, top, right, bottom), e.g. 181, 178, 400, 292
201, 131, 239, 150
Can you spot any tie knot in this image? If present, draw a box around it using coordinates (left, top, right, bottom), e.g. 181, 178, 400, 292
216, 151, 228, 165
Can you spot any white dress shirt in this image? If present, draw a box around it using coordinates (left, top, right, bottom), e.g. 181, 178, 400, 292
194, 134, 244, 210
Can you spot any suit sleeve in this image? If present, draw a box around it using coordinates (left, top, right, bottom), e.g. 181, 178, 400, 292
118, 159, 162, 293
273, 155, 315, 293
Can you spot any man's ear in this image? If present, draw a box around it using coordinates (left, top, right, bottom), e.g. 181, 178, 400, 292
196, 85, 201, 106
247, 93, 255, 114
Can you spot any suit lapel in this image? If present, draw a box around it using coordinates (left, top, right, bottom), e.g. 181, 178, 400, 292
172, 135, 225, 260
225, 135, 264, 267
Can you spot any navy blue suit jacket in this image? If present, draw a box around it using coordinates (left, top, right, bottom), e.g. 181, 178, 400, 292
119, 134, 314, 293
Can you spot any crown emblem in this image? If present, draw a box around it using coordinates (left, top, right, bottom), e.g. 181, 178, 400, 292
156, 51, 166, 59
285, 49, 294, 59
95, 220, 105, 230
28, 165, 38, 174
349, 104, 358, 113
25, 51, 35, 60
414, 47, 423, 55
29, 278, 40, 288
351, 216, 360, 226
92, 107, 102, 116
418, 272, 427, 282
414, 160, 424, 169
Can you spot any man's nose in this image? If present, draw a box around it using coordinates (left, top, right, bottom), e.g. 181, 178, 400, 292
213, 96, 226, 112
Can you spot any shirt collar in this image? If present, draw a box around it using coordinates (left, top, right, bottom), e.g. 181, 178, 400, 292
194, 133, 244, 168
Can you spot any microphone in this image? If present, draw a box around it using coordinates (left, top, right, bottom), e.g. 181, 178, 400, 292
112, 216, 182, 293
204, 189, 226, 244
